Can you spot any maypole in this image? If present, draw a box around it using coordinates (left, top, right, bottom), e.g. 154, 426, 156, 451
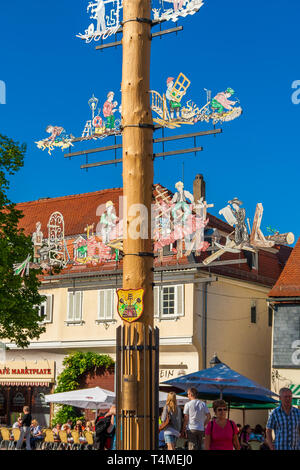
120, 0, 154, 450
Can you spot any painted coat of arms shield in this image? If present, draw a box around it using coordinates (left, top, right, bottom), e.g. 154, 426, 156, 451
117, 289, 144, 323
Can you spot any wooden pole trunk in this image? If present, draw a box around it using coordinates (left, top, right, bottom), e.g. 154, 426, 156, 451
121, 0, 154, 450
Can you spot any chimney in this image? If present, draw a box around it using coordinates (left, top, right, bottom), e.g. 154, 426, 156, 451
193, 174, 206, 202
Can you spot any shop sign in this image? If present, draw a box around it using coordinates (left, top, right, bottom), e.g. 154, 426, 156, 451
0, 362, 55, 380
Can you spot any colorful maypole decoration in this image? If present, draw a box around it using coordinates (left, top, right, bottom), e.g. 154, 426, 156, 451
150, 73, 242, 129
35, 125, 74, 155
77, 0, 123, 43
153, 182, 213, 260
82, 93, 121, 140
152, 0, 204, 23
77, 0, 204, 43
203, 199, 295, 266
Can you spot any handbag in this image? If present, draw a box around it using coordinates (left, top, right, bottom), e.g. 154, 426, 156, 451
159, 412, 170, 432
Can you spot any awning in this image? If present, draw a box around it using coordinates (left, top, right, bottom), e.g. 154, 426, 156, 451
0, 381, 52, 387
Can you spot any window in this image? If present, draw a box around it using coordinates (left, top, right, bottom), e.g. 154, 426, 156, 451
251, 302, 257, 324
97, 289, 116, 323
268, 306, 273, 327
67, 291, 83, 324
38, 295, 53, 323
154, 285, 184, 320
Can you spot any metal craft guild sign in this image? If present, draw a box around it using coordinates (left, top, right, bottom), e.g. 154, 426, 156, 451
117, 288, 145, 323
77, 0, 205, 43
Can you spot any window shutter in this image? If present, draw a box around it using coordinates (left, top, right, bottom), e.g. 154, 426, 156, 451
67, 292, 74, 321
46, 295, 53, 322
98, 290, 105, 319
154, 286, 160, 318
106, 289, 113, 320
176, 285, 184, 316
74, 292, 82, 321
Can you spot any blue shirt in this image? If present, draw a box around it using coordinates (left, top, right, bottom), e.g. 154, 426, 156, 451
267, 405, 300, 450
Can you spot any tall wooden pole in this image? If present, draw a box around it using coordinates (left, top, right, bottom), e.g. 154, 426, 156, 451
121, 0, 154, 450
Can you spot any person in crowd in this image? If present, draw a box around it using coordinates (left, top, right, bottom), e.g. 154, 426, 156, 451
52, 422, 62, 438
62, 419, 73, 430
204, 399, 240, 451
249, 424, 265, 442
160, 392, 182, 450
12, 417, 23, 429
62, 423, 72, 438
239, 424, 252, 450
236, 423, 242, 436
266, 387, 300, 450
16, 406, 32, 450
30, 419, 44, 449
181, 387, 211, 450
94, 410, 112, 450
104, 405, 116, 450
85, 421, 94, 433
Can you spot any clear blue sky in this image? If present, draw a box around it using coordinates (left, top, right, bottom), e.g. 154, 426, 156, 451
1, 0, 299, 241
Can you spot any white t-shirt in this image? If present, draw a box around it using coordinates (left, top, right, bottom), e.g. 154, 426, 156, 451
183, 399, 209, 431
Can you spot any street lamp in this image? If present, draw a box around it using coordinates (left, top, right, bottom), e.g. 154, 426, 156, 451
88, 94, 99, 121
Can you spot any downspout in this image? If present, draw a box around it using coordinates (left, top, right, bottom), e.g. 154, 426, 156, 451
202, 282, 208, 370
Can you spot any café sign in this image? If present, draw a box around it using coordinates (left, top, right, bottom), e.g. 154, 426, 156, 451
0, 361, 55, 382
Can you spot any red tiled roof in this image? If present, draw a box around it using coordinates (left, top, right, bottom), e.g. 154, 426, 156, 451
16, 188, 123, 237
269, 237, 300, 297
15, 186, 292, 288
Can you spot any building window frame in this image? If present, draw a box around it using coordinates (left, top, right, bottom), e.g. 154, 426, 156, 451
38, 294, 53, 324
65, 291, 84, 326
96, 289, 117, 325
154, 284, 185, 320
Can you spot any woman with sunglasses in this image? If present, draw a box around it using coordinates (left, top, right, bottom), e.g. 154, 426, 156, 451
204, 400, 240, 450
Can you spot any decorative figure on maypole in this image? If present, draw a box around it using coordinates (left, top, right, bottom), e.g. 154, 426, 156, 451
32, 222, 44, 262
100, 201, 118, 244
171, 181, 194, 224
35, 125, 74, 155
151, 73, 243, 129
103, 92, 118, 130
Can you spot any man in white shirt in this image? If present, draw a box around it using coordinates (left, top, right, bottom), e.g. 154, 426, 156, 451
181, 387, 211, 450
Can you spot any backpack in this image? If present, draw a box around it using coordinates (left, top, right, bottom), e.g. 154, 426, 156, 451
95, 416, 111, 436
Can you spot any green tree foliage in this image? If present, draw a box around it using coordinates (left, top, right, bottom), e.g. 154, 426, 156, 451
0, 134, 46, 347
52, 352, 114, 426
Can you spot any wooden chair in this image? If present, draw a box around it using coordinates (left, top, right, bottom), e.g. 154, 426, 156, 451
0, 427, 14, 450
84, 431, 95, 450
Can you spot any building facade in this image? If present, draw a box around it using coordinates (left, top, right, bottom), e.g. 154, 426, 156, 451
269, 237, 300, 407
0, 178, 292, 426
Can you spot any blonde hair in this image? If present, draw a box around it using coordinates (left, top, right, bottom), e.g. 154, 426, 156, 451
166, 392, 177, 414
31, 419, 38, 427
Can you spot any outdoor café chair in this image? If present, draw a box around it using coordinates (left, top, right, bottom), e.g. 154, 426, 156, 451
70, 430, 81, 450
58, 430, 71, 450
41, 429, 59, 450
83, 431, 95, 450
11, 428, 21, 449
0, 427, 14, 450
